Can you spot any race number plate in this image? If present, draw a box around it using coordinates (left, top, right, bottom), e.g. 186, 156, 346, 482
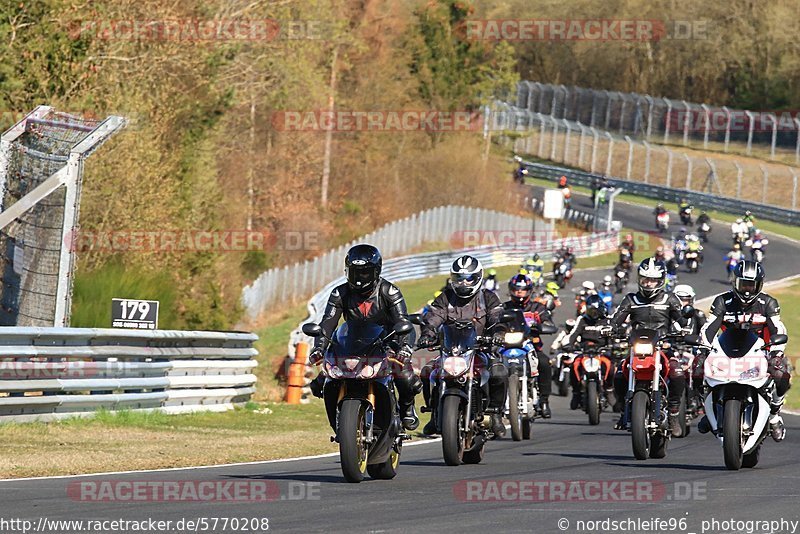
112, 298, 159, 329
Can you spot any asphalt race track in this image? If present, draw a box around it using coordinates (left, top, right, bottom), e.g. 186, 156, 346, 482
1, 186, 799, 534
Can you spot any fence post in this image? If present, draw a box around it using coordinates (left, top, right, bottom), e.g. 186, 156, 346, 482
537, 113, 546, 157
663, 98, 672, 144
590, 90, 598, 127
795, 117, 800, 165
559, 85, 569, 119
683, 154, 692, 190
624, 135, 634, 179
562, 119, 571, 163
770, 112, 778, 159
701, 104, 710, 149
680, 100, 690, 146
643, 141, 651, 183
618, 94, 628, 134
760, 165, 769, 204
666, 148, 674, 188
645, 95, 654, 140
723, 106, 732, 153
550, 116, 559, 161
577, 123, 586, 167
733, 162, 743, 199
745, 110, 755, 155
604, 91, 613, 130
605, 132, 614, 177
590, 127, 599, 173
792, 169, 799, 210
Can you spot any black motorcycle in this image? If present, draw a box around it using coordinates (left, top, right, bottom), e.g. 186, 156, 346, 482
303, 320, 413, 483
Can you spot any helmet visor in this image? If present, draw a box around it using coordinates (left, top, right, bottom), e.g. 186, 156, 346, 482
347, 264, 378, 290
511, 287, 531, 300
639, 276, 662, 290
734, 278, 761, 297
585, 306, 602, 319
450, 272, 481, 288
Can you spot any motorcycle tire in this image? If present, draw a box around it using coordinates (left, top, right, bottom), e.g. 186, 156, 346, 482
558, 379, 569, 397
508, 377, 523, 442
677, 395, 688, 438
522, 418, 532, 440
339, 399, 368, 482
367, 446, 400, 480
631, 391, 651, 460
441, 395, 465, 466
723, 399, 744, 470
587, 384, 600, 426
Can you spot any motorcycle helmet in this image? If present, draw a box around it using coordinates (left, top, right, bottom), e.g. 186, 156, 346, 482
583, 294, 606, 320
532, 253, 540, 262
654, 246, 665, 261
673, 284, 696, 306
603, 275, 613, 286
345, 244, 382, 295
581, 281, 596, 293
637, 258, 667, 299
732, 260, 765, 306
487, 268, 497, 278
449, 255, 483, 298
508, 274, 533, 306
546, 281, 560, 298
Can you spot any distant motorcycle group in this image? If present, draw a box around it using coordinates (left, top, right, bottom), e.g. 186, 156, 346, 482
302, 234, 790, 482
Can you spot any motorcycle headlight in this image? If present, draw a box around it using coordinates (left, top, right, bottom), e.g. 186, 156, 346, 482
442, 356, 468, 377
582, 357, 601, 373
504, 332, 525, 345
739, 367, 760, 380
325, 361, 343, 379
343, 358, 360, 371
359, 363, 378, 379
633, 342, 654, 355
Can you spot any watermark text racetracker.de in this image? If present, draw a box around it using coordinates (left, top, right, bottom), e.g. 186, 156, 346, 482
462, 19, 709, 41
64, 229, 320, 252
68, 479, 320, 502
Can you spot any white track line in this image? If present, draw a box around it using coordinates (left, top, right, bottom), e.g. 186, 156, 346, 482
0, 435, 444, 483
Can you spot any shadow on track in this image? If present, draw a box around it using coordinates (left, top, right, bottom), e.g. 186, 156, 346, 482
223, 472, 349, 484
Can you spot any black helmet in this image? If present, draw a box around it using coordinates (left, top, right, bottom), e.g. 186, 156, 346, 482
732, 260, 765, 305
345, 244, 382, 295
508, 274, 533, 306
583, 294, 606, 320
637, 258, 666, 299
449, 255, 483, 298
532, 253, 540, 262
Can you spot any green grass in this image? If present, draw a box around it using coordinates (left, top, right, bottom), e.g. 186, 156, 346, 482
770, 280, 800, 410
252, 302, 308, 401
71, 259, 179, 328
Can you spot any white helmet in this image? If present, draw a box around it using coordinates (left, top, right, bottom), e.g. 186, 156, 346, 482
603, 275, 612, 285
637, 258, 666, 299
581, 281, 595, 292
449, 255, 483, 298
673, 284, 696, 304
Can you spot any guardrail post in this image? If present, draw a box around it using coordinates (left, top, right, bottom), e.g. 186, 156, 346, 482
663, 98, 672, 144
723, 106, 732, 153
285, 342, 309, 404
624, 135, 634, 179
590, 127, 599, 173
682, 100, 691, 146
770, 113, 778, 159
795, 117, 800, 165
734, 162, 743, 199
701, 104, 710, 149
760, 165, 769, 204
605, 132, 614, 177
745, 110, 755, 155
643, 141, 651, 183
666, 148, 674, 188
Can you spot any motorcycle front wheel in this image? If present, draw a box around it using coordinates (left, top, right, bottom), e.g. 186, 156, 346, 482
723, 399, 744, 470
339, 399, 368, 482
441, 395, 465, 466
508, 377, 523, 441
631, 391, 651, 460
586, 383, 600, 426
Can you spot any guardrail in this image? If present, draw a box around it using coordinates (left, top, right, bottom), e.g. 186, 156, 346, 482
0, 327, 258, 422
520, 159, 800, 226
288, 230, 618, 358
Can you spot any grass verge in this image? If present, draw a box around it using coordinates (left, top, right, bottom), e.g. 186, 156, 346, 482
769, 280, 800, 410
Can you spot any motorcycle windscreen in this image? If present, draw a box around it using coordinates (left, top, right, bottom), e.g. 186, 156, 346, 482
441, 322, 478, 353
718, 329, 759, 358
332, 321, 386, 357
503, 308, 531, 333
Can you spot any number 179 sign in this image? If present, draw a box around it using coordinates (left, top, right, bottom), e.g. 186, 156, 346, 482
112, 298, 159, 330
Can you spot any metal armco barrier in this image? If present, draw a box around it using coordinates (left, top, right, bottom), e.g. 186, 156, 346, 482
0, 327, 258, 422
522, 160, 800, 226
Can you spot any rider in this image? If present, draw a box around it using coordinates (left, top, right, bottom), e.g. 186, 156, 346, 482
597, 276, 614, 313
731, 218, 748, 245
686, 233, 704, 266
562, 294, 614, 410
697, 211, 711, 228
743, 210, 756, 234
619, 233, 636, 262
308, 244, 421, 430
528, 253, 545, 274
678, 198, 692, 224
535, 281, 562, 312
696, 261, 790, 442
418, 255, 508, 436
503, 274, 556, 418
609, 258, 684, 429
484, 268, 499, 292
726, 243, 746, 274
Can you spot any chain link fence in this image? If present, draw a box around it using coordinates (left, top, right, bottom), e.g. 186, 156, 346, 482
516, 82, 800, 164
492, 102, 800, 211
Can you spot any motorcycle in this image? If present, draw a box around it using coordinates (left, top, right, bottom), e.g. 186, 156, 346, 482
726, 256, 741, 282
698, 221, 711, 243
412, 314, 512, 466
614, 265, 629, 294
551, 319, 577, 397
748, 239, 767, 263
665, 272, 678, 293
562, 186, 572, 209
621, 328, 675, 460
529, 269, 544, 288
679, 206, 693, 226
695, 324, 788, 470
656, 212, 670, 233
684, 250, 700, 273
670, 341, 702, 438
554, 259, 574, 288
302, 320, 414, 483
673, 239, 687, 265
575, 342, 613, 425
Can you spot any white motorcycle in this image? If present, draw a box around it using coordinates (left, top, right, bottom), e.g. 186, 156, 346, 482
699, 327, 788, 470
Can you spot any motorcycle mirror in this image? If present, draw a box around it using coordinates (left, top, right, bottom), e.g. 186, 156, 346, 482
499, 311, 516, 323
394, 321, 414, 336
408, 313, 426, 326
768, 334, 788, 347
302, 323, 323, 337
540, 323, 558, 335
683, 334, 701, 345
681, 305, 695, 318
